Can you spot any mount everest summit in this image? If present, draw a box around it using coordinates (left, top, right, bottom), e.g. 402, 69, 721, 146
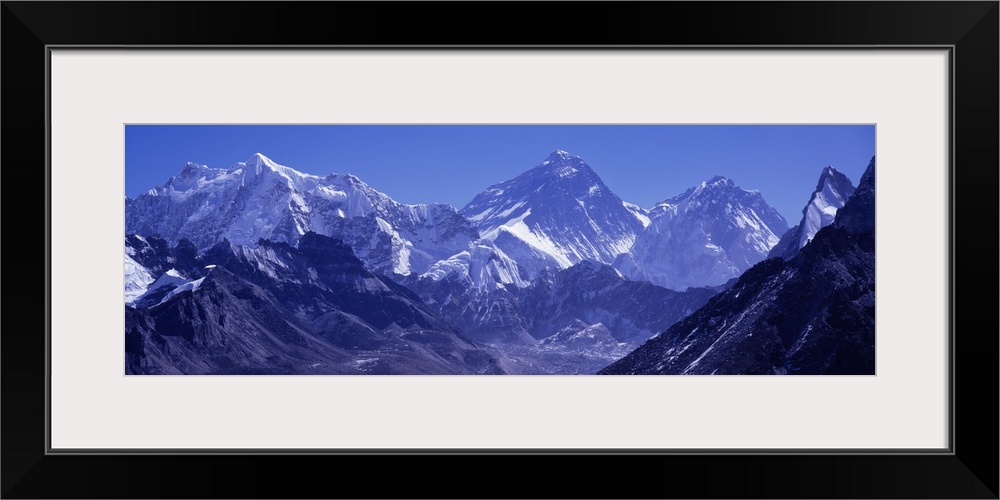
125, 150, 872, 374
460, 150, 648, 278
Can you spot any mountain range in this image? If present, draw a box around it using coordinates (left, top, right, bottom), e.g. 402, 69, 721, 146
600, 157, 876, 375
125, 151, 873, 375
126, 232, 507, 374
126, 153, 478, 277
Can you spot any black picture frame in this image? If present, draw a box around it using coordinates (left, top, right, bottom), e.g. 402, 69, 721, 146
2, 2, 996, 498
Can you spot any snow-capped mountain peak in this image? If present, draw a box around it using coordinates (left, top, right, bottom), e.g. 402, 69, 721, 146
536, 150, 592, 177
231, 152, 322, 184
800, 166, 856, 246
667, 175, 739, 206
601, 157, 876, 375
615, 175, 788, 290
705, 175, 734, 186
126, 154, 479, 276
245, 152, 275, 173
540, 149, 579, 164
768, 165, 856, 260
460, 151, 646, 277
181, 161, 208, 173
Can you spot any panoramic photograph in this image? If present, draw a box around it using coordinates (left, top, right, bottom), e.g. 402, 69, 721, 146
125, 125, 876, 375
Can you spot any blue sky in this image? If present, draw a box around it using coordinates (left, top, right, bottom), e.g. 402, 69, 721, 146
125, 125, 874, 223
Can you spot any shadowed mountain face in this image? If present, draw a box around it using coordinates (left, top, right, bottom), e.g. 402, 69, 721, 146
404, 259, 725, 374
600, 156, 875, 375
126, 267, 358, 374
201, 233, 448, 331
126, 234, 203, 277
127, 232, 507, 375
409, 259, 724, 346
517, 261, 724, 344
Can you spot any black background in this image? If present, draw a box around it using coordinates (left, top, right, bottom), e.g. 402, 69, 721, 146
2, 2, 997, 498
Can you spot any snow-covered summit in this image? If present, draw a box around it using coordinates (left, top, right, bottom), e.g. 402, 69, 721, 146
601, 158, 877, 376
236, 152, 325, 183
768, 165, 856, 260
705, 175, 735, 186
535, 150, 591, 176
799, 166, 856, 248
460, 151, 647, 277
538, 149, 578, 164
615, 175, 788, 290
125, 153, 478, 276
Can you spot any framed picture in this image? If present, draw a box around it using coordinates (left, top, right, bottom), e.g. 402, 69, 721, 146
3, 2, 996, 498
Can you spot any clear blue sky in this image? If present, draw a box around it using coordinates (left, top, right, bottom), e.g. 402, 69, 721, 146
125, 125, 874, 223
